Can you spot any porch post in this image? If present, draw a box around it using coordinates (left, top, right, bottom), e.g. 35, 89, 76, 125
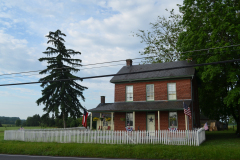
111, 112, 113, 131
133, 111, 135, 130
185, 115, 187, 130
158, 111, 160, 130
90, 112, 92, 130
100, 113, 102, 130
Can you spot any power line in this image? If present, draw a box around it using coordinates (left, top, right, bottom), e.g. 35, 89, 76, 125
0, 59, 239, 87
0, 62, 142, 80
0, 44, 239, 77
0, 60, 141, 77
0, 73, 50, 80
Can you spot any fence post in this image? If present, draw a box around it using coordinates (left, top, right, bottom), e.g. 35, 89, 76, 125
197, 129, 199, 146
23, 130, 25, 141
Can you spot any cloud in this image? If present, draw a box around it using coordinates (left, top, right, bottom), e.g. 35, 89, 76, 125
0, 30, 43, 74
0, 0, 183, 118
9, 87, 40, 96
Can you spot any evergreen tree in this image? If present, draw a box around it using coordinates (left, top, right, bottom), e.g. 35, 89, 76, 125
36, 30, 88, 128
177, 0, 240, 134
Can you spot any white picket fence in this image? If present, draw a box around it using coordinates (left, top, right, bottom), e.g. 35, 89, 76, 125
4, 128, 205, 146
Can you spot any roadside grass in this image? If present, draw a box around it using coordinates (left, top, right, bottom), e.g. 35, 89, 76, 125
0, 127, 240, 159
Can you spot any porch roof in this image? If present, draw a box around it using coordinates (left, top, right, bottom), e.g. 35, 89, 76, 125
88, 100, 191, 112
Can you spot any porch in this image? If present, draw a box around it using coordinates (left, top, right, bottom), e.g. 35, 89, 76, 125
89, 100, 193, 131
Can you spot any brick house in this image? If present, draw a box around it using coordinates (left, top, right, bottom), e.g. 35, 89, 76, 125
88, 59, 200, 131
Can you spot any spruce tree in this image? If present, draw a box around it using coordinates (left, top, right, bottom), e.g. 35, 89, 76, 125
36, 30, 88, 128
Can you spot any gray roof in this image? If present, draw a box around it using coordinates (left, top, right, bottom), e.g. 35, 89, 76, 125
110, 60, 195, 83
88, 100, 191, 112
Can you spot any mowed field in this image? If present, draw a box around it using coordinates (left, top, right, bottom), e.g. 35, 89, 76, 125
0, 127, 240, 160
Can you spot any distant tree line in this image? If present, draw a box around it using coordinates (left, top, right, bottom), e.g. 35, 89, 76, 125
0, 114, 94, 128
15, 113, 94, 128
0, 116, 20, 125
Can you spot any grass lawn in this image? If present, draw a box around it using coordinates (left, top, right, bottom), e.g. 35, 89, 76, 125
0, 127, 240, 160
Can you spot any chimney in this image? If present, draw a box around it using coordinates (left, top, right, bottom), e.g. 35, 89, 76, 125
126, 59, 132, 66
101, 96, 105, 104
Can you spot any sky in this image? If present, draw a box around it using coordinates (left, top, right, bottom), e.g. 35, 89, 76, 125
0, 0, 182, 119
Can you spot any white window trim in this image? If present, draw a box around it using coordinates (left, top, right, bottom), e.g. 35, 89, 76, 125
169, 111, 178, 128
126, 112, 133, 127
168, 83, 177, 100
126, 85, 133, 101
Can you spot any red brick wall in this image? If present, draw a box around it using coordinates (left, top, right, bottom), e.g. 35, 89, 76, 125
178, 110, 185, 130
113, 78, 197, 131
159, 111, 169, 130
135, 112, 146, 130
178, 111, 192, 130
114, 111, 192, 131
114, 79, 191, 102
114, 112, 126, 130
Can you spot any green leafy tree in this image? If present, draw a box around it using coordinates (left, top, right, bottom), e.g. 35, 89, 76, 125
0, 116, 21, 124
21, 120, 26, 127
229, 116, 236, 125
32, 114, 41, 126
26, 117, 33, 126
40, 114, 50, 127
67, 117, 78, 127
177, 0, 240, 134
0, 121, 2, 127
36, 30, 88, 128
135, 8, 184, 63
25, 114, 41, 126
15, 119, 21, 127
49, 114, 55, 127
55, 118, 63, 128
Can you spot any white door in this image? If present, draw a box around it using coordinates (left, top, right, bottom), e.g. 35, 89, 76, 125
147, 114, 155, 136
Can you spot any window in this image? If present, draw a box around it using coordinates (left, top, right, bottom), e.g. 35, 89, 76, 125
169, 112, 178, 128
146, 84, 154, 101
126, 86, 133, 101
168, 83, 176, 100
126, 112, 133, 127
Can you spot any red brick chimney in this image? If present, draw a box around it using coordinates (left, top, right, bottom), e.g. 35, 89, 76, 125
101, 96, 105, 104
126, 59, 132, 66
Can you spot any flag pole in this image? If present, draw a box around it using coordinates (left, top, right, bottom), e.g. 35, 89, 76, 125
183, 100, 187, 131
187, 114, 189, 141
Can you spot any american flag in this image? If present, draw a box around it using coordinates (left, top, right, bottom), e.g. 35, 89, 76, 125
82, 108, 88, 128
183, 102, 191, 119
125, 127, 133, 132
204, 122, 208, 130
168, 128, 178, 131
